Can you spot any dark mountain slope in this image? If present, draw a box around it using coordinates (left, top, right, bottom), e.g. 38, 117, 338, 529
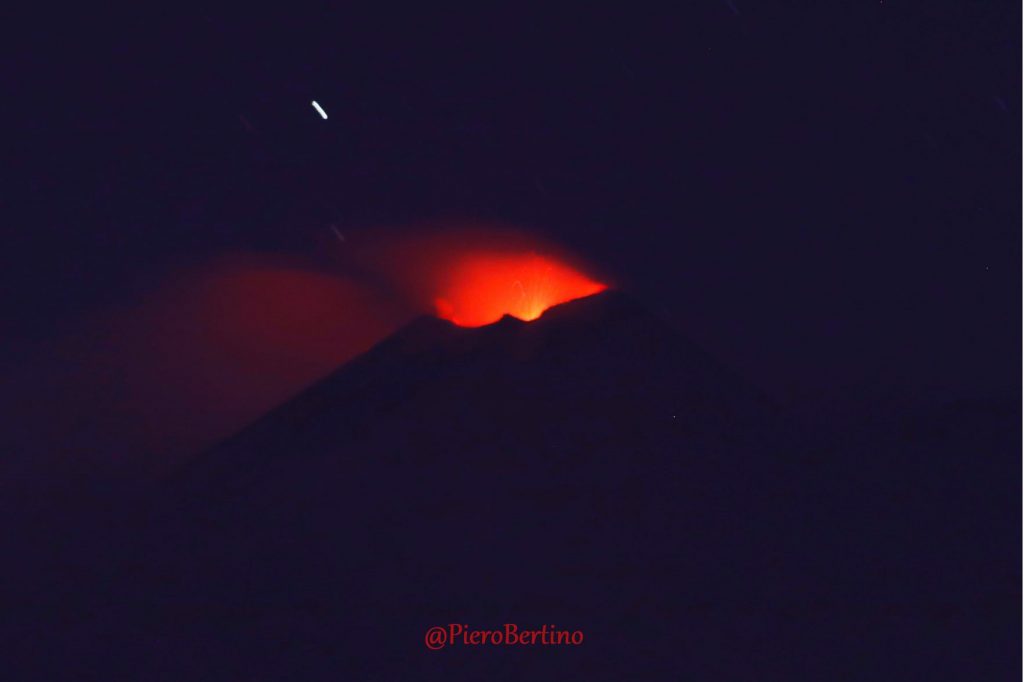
4, 291, 1016, 680
179, 289, 777, 491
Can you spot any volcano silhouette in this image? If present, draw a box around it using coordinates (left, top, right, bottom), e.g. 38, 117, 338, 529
129, 290, 784, 679
181, 289, 776, 490
10, 290, 1015, 680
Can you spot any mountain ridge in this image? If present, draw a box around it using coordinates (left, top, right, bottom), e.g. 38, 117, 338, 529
173, 288, 777, 494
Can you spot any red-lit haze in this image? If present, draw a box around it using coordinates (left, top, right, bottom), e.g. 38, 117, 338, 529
1, 255, 405, 486
433, 252, 606, 326
339, 224, 610, 327
2, 225, 610, 490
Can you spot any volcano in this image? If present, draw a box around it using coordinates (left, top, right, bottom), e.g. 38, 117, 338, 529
7, 290, 1015, 680
181, 289, 775, 490
27, 290, 781, 678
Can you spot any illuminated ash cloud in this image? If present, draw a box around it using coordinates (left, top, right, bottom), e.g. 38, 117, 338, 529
340, 223, 610, 327
433, 251, 606, 326
4, 224, 610, 485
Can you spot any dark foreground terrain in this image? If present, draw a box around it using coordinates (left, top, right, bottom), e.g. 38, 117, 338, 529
3, 291, 1018, 680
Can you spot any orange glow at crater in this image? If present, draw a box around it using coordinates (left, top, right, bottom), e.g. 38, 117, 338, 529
433, 253, 607, 327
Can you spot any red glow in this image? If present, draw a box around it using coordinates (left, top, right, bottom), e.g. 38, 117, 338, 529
5, 224, 611, 484
3, 255, 406, 482
432, 253, 607, 327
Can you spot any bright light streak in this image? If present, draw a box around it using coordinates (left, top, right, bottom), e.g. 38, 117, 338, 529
311, 101, 328, 119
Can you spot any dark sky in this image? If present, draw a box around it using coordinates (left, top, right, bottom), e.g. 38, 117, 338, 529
1, 2, 1020, 473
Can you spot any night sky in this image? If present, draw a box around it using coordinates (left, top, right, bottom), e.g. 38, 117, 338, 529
1, 3, 1019, 486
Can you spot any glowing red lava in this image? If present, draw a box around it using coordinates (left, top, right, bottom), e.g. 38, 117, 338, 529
432, 253, 607, 327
